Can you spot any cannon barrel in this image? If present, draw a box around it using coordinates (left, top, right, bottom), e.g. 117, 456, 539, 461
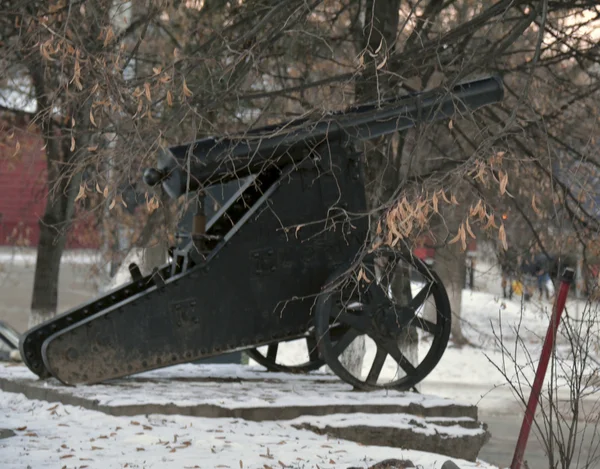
144, 75, 504, 199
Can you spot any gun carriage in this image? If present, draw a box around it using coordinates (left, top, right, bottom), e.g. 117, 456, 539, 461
19, 76, 504, 390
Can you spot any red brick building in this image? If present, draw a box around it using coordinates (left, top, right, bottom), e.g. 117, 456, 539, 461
0, 114, 100, 249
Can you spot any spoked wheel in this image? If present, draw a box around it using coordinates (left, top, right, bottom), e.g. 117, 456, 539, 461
314, 247, 451, 391
246, 325, 351, 373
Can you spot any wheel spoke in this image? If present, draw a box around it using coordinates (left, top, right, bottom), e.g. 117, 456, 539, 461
380, 340, 417, 376
266, 343, 278, 361
366, 346, 387, 385
306, 336, 319, 362
412, 317, 437, 333
331, 329, 360, 357
408, 283, 433, 311
331, 311, 370, 332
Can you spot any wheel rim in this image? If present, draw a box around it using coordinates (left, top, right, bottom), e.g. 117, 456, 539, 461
314, 247, 451, 390
245, 335, 325, 373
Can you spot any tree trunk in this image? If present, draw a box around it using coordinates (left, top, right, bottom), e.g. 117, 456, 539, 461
433, 240, 469, 346
336, 0, 402, 380
28, 161, 82, 328
28, 66, 89, 329
391, 263, 419, 380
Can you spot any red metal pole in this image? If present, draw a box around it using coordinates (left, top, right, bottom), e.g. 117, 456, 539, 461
510, 268, 575, 469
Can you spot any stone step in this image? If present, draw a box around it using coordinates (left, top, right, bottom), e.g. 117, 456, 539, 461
0, 363, 489, 461
290, 412, 490, 462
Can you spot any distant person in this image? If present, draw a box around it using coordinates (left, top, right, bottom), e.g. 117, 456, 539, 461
498, 247, 519, 300
519, 253, 538, 301
533, 253, 554, 300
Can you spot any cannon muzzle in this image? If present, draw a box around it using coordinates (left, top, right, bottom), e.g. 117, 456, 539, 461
146, 75, 504, 199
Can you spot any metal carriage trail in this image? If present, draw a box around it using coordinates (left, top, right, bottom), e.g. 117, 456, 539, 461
20, 76, 505, 390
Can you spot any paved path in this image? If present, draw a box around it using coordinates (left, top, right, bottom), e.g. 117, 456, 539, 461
421, 380, 600, 468
479, 413, 600, 468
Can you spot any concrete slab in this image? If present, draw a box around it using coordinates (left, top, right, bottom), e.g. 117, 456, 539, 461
290, 413, 489, 461
0, 363, 490, 461
0, 363, 477, 420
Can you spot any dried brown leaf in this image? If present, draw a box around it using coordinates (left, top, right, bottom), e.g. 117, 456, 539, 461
483, 214, 497, 230
499, 224, 508, 250
182, 79, 193, 97
532, 194, 541, 215
75, 184, 86, 202
70, 136, 76, 152
465, 218, 476, 239
448, 225, 462, 245
356, 268, 371, 284
440, 190, 451, 204
89, 109, 97, 127
103, 27, 114, 47
459, 224, 467, 251
166, 90, 173, 107
144, 83, 151, 101
499, 171, 508, 195
432, 192, 439, 213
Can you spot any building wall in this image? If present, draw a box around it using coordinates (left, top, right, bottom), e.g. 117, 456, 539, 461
0, 117, 100, 249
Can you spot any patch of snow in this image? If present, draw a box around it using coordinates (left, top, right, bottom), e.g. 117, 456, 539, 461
0, 390, 498, 469
0, 85, 36, 114
0, 248, 103, 267
0, 363, 460, 410
289, 412, 486, 438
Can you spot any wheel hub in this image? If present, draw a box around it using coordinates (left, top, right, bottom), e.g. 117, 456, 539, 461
371, 304, 416, 339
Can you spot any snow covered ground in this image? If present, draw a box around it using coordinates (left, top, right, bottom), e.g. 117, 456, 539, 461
0, 389, 493, 469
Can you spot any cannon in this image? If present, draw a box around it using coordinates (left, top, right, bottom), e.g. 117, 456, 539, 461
19, 76, 504, 390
